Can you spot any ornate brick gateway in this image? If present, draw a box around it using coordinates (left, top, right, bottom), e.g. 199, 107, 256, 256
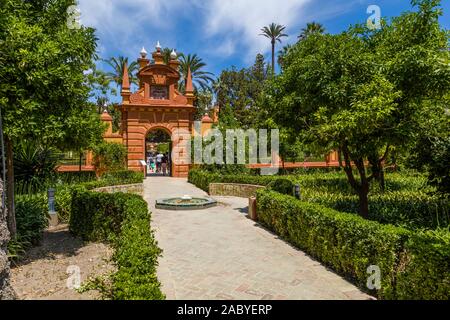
57, 43, 338, 176
117, 44, 198, 177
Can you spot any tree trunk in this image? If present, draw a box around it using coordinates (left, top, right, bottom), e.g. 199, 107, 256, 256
355, 158, 370, 219
0, 178, 16, 300
337, 149, 343, 169
5, 138, 15, 238
79, 151, 82, 172
358, 188, 369, 219
341, 144, 370, 218
368, 147, 389, 192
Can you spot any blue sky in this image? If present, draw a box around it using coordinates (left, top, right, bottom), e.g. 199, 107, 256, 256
78, 0, 450, 102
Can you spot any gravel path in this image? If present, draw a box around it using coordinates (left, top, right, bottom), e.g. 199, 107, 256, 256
11, 225, 114, 300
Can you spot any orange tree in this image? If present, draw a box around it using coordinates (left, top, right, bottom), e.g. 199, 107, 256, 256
0, 0, 102, 236
264, 0, 450, 217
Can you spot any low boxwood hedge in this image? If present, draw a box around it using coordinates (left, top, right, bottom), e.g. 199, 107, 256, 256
70, 190, 164, 300
301, 190, 449, 230
267, 178, 295, 196
256, 189, 450, 300
55, 170, 145, 223
189, 169, 449, 230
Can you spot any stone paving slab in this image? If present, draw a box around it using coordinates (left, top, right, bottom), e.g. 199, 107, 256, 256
144, 177, 373, 300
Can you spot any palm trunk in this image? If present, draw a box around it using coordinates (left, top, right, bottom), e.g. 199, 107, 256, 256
271, 41, 275, 74
5, 137, 16, 238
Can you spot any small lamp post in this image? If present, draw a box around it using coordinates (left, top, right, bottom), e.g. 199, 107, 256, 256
294, 184, 301, 200
48, 188, 58, 227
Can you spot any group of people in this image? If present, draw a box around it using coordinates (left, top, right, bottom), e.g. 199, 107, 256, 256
147, 152, 170, 176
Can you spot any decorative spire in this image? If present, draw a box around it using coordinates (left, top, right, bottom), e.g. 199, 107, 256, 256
170, 49, 177, 60
140, 46, 148, 58
185, 67, 194, 105
186, 67, 194, 93
156, 41, 161, 52
121, 62, 130, 91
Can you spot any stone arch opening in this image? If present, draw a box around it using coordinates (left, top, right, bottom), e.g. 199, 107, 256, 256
145, 127, 173, 176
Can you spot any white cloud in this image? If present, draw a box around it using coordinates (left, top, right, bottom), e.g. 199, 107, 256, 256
78, 0, 312, 58
214, 38, 237, 57
77, 0, 359, 64
201, 0, 311, 59
78, 0, 186, 57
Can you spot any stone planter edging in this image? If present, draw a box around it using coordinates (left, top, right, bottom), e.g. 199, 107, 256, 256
209, 183, 265, 198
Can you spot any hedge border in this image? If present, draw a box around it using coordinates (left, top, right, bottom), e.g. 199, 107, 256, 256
69, 188, 164, 300
188, 169, 449, 230
256, 189, 450, 300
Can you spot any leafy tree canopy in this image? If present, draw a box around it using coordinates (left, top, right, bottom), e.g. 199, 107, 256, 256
0, 0, 103, 149
216, 54, 270, 128
265, 0, 450, 216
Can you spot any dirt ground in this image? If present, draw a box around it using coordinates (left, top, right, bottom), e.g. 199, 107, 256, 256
10, 225, 115, 300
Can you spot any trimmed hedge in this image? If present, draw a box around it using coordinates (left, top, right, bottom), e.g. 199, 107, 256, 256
69, 190, 164, 300
188, 169, 449, 230
101, 170, 144, 185
301, 190, 449, 230
56, 171, 97, 184
396, 229, 450, 299
268, 178, 295, 196
256, 189, 450, 300
55, 170, 144, 223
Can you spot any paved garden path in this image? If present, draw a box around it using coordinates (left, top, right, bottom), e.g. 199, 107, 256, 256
144, 177, 372, 300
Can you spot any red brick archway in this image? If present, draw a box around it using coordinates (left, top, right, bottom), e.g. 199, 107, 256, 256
118, 45, 196, 177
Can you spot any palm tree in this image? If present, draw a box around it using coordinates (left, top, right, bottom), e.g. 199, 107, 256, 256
260, 23, 288, 74
277, 44, 293, 69
161, 47, 181, 64
298, 22, 325, 41
178, 53, 214, 92
104, 56, 139, 89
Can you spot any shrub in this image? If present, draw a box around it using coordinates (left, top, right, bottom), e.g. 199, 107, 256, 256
92, 142, 127, 177
56, 171, 97, 184
195, 164, 252, 175
14, 142, 59, 194
189, 169, 447, 230
54, 170, 144, 222
101, 170, 144, 185
301, 190, 450, 230
268, 178, 294, 196
69, 190, 164, 300
256, 189, 450, 300
257, 189, 404, 298
15, 194, 48, 246
396, 228, 450, 299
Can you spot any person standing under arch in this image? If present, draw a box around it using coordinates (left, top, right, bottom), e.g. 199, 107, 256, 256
161, 153, 168, 176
